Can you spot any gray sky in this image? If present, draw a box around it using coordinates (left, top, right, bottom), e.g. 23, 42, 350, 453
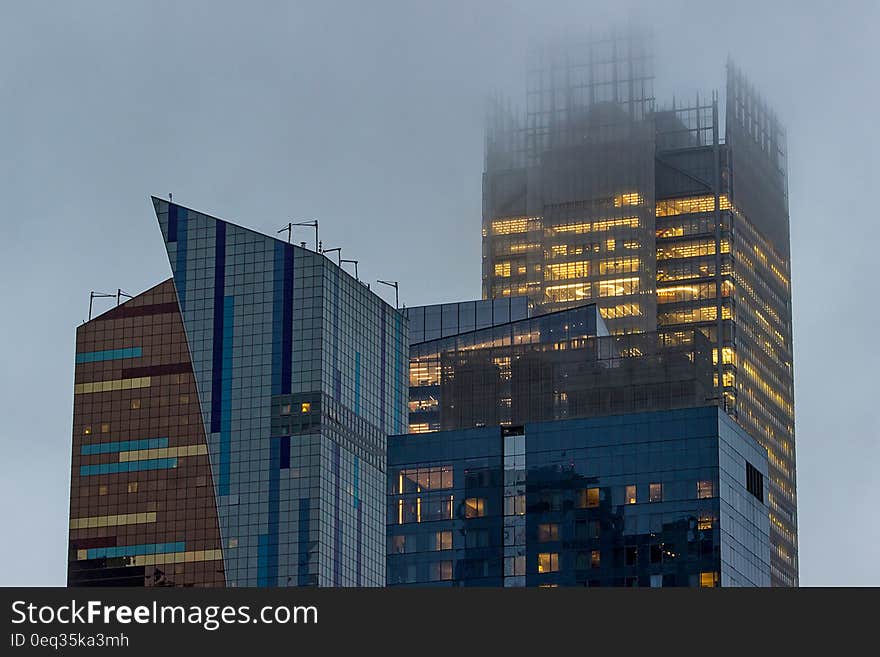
1, 0, 876, 586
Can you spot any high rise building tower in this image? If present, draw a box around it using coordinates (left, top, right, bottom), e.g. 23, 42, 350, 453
481, 32, 796, 585
68, 200, 407, 587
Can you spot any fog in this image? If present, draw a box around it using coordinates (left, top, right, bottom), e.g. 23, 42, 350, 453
1, 0, 876, 585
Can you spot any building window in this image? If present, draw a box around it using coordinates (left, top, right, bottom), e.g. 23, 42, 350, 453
537, 553, 559, 573
179, 394, 189, 404
577, 487, 600, 508
697, 480, 714, 499
431, 560, 453, 581
649, 482, 663, 502
397, 466, 454, 493
228, 538, 238, 549
391, 535, 407, 554
100, 423, 110, 433
698, 512, 715, 530
700, 571, 718, 588
504, 494, 525, 516
82, 426, 92, 435
504, 555, 526, 576
281, 403, 292, 415
625, 485, 637, 504
464, 497, 486, 518
98, 485, 108, 496
300, 402, 311, 413
434, 530, 453, 551
591, 550, 601, 568
746, 462, 764, 502
127, 482, 138, 493
537, 523, 559, 542
650, 574, 663, 588
625, 546, 638, 566
129, 399, 141, 410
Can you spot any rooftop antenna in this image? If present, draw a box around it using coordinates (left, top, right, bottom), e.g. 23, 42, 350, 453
88, 291, 115, 320
377, 280, 399, 309
169, 192, 172, 202
322, 247, 342, 266
292, 219, 318, 251
276, 222, 293, 244
340, 258, 359, 280
116, 288, 133, 306
277, 219, 319, 249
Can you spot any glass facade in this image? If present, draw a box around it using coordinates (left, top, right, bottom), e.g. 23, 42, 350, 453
482, 33, 797, 586
402, 297, 531, 344
68, 200, 408, 587
388, 406, 770, 587
408, 303, 712, 434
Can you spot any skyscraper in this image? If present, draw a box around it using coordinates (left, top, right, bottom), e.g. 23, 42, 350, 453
481, 32, 796, 585
68, 200, 408, 587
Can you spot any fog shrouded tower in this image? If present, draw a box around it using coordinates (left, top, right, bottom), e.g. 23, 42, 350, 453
482, 31, 797, 586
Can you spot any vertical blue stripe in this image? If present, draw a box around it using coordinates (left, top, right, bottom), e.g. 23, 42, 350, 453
219, 296, 233, 496
271, 242, 284, 395
167, 203, 178, 242
281, 245, 293, 394
211, 221, 227, 434
175, 207, 188, 308
280, 436, 291, 469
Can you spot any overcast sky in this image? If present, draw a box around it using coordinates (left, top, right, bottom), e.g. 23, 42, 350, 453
1, 0, 876, 586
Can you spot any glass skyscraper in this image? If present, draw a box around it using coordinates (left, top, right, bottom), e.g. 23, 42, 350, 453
68, 200, 407, 586
481, 32, 796, 585
388, 406, 770, 587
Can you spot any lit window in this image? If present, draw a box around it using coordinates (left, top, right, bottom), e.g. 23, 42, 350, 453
281, 403, 292, 415
537, 552, 559, 573
537, 523, 559, 542
127, 482, 138, 493
431, 560, 453, 581
698, 513, 714, 530
129, 399, 141, 410
700, 571, 718, 588
649, 483, 663, 502
625, 485, 637, 504
179, 394, 189, 404
577, 487, 600, 508
697, 480, 714, 499
391, 535, 406, 554
82, 426, 92, 435
434, 530, 452, 551
464, 498, 486, 518
228, 538, 238, 549
591, 550, 601, 568
98, 485, 108, 496
301, 402, 311, 413
100, 423, 110, 433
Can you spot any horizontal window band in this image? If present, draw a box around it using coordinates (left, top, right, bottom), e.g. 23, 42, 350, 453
78, 541, 185, 560
75, 347, 142, 364
121, 362, 191, 379
98, 301, 179, 320
81, 437, 168, 455
79, 457, 177, 476
70, 512, 157, 530
131, 549, 223, 567
117, 444, 207, 462
74, 377, 151, 394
